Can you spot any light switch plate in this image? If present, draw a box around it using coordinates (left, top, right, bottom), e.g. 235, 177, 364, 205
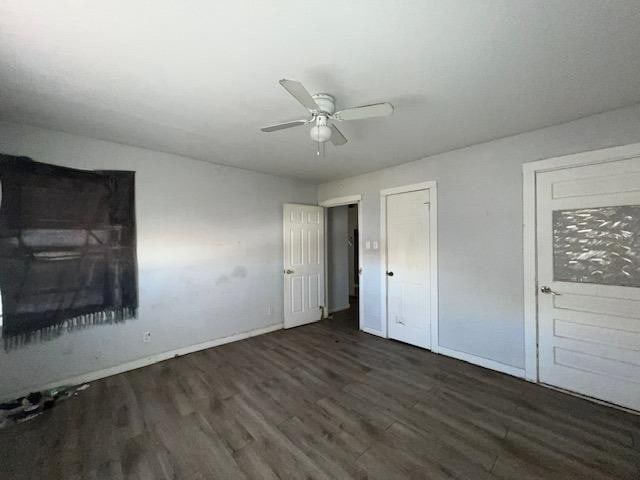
365, 240, 371, 250
373, 241, 379, 250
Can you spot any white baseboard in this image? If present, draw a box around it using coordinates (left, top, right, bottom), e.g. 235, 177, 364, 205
3, 323, 283, 402
5, 324, 528, 402
359, 329, 524, 379
361, 326, 386, 338
329, 304, 350, 314
437, 346, 526, 379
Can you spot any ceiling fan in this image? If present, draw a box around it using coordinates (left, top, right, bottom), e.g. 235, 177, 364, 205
261, 79, 394, 149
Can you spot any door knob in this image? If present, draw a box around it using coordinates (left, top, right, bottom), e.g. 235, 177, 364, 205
540, 286, 560, 295
284, 269, 295, 274
386, 271, 394, 276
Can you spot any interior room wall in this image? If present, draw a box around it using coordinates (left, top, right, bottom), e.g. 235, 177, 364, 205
318, 103, 640, 370
327, 206, 350, 312
0, 121, 317, 400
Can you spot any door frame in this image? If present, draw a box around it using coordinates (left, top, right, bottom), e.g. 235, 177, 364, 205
522, 142, 640, 382
380, 181, 439, 352
319, 194, 364, 331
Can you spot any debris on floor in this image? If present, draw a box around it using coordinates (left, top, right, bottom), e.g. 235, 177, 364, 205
0, 383, 90, 429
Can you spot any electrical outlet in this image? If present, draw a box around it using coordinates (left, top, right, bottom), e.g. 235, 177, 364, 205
143, 331, 151, 343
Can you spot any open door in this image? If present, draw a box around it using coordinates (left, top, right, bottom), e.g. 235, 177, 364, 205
283, 204, 325, 328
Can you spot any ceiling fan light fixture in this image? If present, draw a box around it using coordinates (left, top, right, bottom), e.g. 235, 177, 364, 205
309, 124, 332, 143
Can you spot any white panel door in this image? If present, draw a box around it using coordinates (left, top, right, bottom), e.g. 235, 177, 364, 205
386, 189, 430, 348
283, 204, 324, 328
536, 157, 640, 411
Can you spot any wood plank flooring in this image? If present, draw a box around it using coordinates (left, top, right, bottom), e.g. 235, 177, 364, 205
2, 306, 640, 479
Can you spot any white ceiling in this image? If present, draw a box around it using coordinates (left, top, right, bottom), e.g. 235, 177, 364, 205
1, 1, 640, 183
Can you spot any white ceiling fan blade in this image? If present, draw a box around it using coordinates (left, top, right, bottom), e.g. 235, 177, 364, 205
261, 120, 307, 132
279, 79, 320, 112
330, 125, 347, 145
334, 102, 394, 121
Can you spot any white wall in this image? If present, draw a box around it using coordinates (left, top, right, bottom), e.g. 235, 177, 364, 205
0, 121, 316, 399
327, 206, 350, 312
318, 103, 640, 369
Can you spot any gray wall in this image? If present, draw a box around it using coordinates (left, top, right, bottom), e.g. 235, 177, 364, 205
318, 104, 640, 369
0, 121, 316, 399
327, 206, 350, 312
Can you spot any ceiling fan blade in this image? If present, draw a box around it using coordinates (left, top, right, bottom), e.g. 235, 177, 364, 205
261, 120, 307, 132
330, 125, 347, 145
334, 102, 394, 121
279, 79, 320, 112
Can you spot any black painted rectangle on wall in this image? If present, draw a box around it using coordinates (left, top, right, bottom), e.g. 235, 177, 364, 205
0, 154, 137, 348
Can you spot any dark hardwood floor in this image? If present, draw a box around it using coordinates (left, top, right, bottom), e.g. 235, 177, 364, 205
2, 304, 639, 479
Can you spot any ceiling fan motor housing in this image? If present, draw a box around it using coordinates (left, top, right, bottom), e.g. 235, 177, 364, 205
312, 93, 335, 114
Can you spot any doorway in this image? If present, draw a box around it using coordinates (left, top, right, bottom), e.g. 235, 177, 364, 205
320, 195, 364, 331
325, 203, 359, 329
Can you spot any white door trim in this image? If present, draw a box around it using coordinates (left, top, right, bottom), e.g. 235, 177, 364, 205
522, 142, 640, 382
380, 181, 439, 352
380, 182, 433, 196
319, 194, 364, 332
320, 194, 362, 208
